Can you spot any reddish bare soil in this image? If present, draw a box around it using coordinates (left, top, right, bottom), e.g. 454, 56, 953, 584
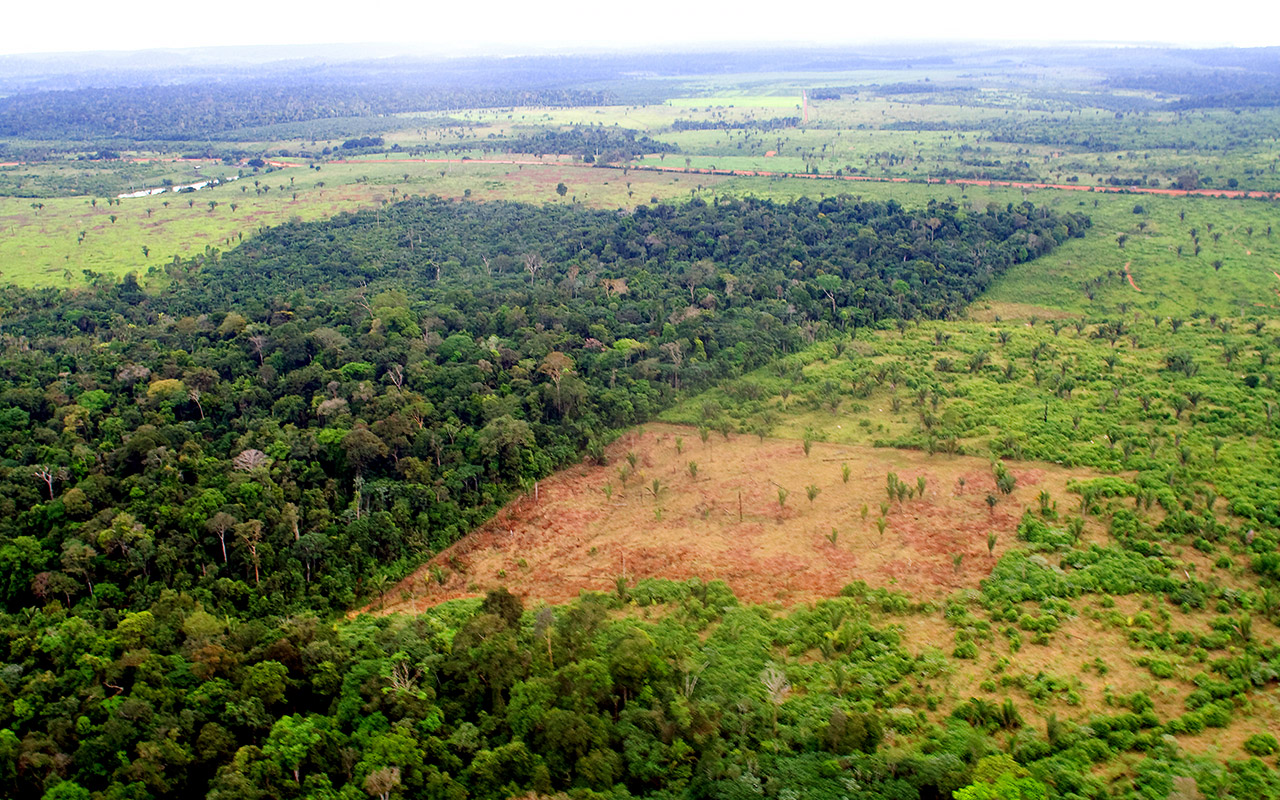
380, 424, 1103, 613
1124, 261, 1141, 292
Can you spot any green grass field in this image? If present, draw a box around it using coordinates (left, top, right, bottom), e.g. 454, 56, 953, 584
987, 193, 1280, 319
0, 159, 725, 286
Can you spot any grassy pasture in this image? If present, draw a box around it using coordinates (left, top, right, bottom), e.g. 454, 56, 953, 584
987, 193, 1280, 318
0, 159, 722, 286
0, 157, 229, 198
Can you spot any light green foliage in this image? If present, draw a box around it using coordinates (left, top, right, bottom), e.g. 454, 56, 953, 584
1244, 733, 1279, 757
954, 772, 1049, 800
41, 782, 92, 800
263, 714, 324, 782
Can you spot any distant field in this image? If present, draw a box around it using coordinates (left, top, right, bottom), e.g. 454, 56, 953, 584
0, 159, 724, 286
666, 95, 804, 109
988, 193, 1280, 318
5, 153, 1277, 293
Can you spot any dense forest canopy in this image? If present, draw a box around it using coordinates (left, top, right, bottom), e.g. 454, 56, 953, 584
0, 194, 1087, 798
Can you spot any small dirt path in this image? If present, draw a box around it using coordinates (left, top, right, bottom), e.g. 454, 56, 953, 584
1123, 261, 1141, 292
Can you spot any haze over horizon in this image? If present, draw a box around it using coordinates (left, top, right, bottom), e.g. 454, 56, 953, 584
3, 0, 1278, 59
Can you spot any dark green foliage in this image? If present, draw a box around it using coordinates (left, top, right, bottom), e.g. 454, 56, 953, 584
0, 580, 1016, 799
443, 127, 677, 161
0, 194, 1096, 798
0, 81, 616, 141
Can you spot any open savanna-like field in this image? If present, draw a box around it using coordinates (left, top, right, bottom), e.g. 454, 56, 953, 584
0, 158, 720, 285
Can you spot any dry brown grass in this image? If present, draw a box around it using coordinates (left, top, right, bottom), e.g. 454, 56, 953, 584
967, 301, 1076, 322
380, 423, 1104, 613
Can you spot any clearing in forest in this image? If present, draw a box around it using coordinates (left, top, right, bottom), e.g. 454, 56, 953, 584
381, 423, 1104, 612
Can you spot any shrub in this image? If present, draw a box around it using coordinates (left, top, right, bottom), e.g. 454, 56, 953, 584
1199, 701, 1231, 728
1243, 733, 1279, 757
953, 641, 979, 659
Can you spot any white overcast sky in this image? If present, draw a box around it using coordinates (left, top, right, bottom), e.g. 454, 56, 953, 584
2, 0, 1278, 56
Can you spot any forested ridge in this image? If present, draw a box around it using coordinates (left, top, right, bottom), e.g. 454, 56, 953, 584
0, 85, 615, 141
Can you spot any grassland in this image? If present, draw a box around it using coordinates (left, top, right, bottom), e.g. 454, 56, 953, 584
0, 158, 723, 286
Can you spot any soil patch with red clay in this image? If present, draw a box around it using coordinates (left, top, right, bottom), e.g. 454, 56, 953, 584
1123, 261, 1141, 292
379, 424, 1103, 613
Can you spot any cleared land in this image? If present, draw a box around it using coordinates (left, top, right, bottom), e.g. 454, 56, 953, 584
0, 159, 722, 286
382, 423, 1098, 611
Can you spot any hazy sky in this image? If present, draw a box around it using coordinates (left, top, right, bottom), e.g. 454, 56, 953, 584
3, 0, 1278, 56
